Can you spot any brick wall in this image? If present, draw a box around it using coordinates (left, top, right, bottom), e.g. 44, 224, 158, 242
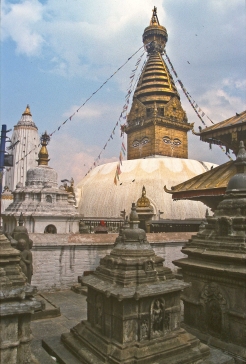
30, 233, 190, 291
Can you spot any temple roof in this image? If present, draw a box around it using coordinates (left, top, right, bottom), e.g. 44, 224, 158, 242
164, 161, 236, 211
195, 110, 246, 154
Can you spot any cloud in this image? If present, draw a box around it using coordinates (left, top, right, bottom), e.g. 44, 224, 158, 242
2, 0, 44, 56
2, 0, 165, 77
48, 132, 118, 183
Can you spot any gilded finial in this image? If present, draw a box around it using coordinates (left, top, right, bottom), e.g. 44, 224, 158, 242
150, 6, 159, 25
37, 131, 50, 166
22, 104, 32, 116
137, 186, 151, 207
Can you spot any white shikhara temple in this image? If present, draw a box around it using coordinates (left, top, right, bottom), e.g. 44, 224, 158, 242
4, 105, 40, 192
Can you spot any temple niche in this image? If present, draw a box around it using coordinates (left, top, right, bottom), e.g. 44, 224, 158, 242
174, 141, 246, 361
44, 203, 233, 363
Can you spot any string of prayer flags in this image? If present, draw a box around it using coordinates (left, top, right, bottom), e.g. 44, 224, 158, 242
85, 50, 146, 179
12, 47, 147, 170
164, 50, 215, 126
164, 51, 233, 161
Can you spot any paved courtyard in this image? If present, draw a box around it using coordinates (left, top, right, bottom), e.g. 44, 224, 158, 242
31, 290, 87, 363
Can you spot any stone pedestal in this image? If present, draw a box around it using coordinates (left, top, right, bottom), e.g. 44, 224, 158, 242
174, 142, 246, 362
0, 230, 41, 364
44, 203, 229, 363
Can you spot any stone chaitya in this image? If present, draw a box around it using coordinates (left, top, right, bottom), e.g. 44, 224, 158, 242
0, 229, 40, 364
44, 203, 228, 363
174, 141, 246, 361
2, 132, 80, 234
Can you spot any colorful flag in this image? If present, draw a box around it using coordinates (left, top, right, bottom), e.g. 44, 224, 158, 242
117, 163, 122, 175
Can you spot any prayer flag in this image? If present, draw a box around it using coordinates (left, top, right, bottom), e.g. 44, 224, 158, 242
117, 163, 122, 175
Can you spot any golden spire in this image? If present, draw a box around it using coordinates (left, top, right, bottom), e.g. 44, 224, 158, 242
37, 131, 50, 166
22, 104, 32, 116
150, 6, 160, 25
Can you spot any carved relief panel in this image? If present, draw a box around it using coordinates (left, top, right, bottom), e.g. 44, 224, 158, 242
200, 283, 228, 338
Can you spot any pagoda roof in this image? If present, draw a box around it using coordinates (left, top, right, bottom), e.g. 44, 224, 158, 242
164, 160, 236, 211
196, 110, 246, 154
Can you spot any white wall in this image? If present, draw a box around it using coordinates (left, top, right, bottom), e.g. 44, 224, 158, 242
30, 233, 188, 291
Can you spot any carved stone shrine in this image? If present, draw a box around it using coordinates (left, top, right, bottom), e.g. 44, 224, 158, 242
174, 141, 246, 361
0, 229, 40, 364
46, 202, 217, 363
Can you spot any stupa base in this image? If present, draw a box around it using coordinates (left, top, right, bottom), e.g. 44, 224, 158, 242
43, 321, 233, 364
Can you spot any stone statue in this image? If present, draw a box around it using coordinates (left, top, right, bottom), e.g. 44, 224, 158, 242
17, 239, 32, 284
152, 299, 164, 333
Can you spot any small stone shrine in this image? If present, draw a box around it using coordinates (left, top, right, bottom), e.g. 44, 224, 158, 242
44, 203, 220, 363
174, 141, 246, 361
136, 186, 154, 231
0, 229, 40, 364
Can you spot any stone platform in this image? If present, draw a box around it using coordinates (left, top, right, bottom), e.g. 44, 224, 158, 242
43, 335, 234, 364
32, 293, 61, 320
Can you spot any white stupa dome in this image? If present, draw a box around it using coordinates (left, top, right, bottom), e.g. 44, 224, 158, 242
76, 157, 215, 219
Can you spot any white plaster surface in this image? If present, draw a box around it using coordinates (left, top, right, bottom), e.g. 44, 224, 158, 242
76, 157, 215, 219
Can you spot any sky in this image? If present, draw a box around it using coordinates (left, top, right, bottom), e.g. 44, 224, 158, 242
1, 0, 246, 185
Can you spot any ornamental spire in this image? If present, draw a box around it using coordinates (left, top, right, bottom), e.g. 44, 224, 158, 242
37, 131, 50, 166
22, 104, 32, 116
150, 6, 160, 25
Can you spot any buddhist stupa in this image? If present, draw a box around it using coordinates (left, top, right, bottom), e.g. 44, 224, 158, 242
76, 8, 214, 219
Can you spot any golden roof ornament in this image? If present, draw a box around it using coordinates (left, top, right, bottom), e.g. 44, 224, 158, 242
22, 104, 32, 116
137, 186, 151, 207
37, 131, 50, 166
150, 6, 160, 25
143, 6, 168, 54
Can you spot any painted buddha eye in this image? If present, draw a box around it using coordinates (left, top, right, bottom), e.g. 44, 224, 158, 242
132, 140, 140, 148
141, 137, 149, 145
163, 136, 171, 144
173, 138, 181, 146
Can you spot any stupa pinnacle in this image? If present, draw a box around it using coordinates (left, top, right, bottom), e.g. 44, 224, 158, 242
37, 131, 50, 166
126, 7, 192, 160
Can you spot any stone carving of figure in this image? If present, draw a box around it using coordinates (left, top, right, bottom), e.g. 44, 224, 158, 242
141, 320, 149, 340
17, 239, 32, 284
152, 299, 164, 333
